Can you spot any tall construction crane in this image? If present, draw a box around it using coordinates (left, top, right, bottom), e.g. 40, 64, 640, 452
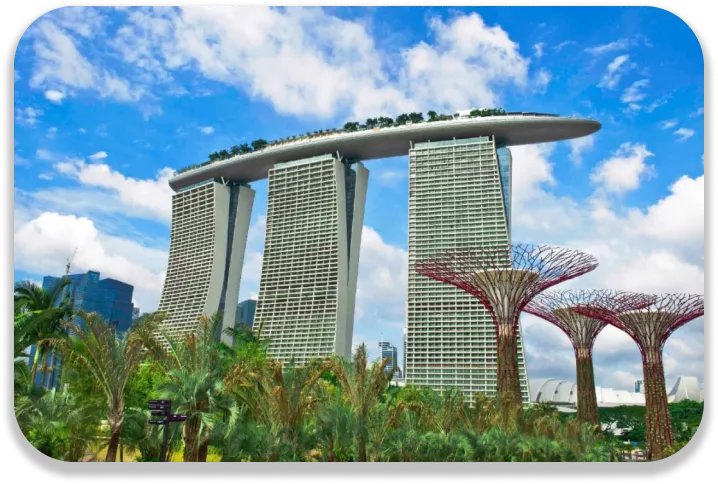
65, 247, 77, 277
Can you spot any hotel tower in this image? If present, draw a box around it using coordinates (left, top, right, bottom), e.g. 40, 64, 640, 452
253, 154, 368, 363
157, 180, 255, 345
405, 136, 529, 403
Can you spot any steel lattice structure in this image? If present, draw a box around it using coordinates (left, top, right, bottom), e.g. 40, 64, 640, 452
415, 244, 598, 406
524, 289, 653, 426
574, 293, 704, 460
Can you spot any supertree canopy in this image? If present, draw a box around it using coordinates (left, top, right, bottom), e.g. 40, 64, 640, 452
524, 289, 653, 426
415, 244, 598, 407
574, 293, 704, 460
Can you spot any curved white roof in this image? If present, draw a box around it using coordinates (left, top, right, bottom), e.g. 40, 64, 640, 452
169, 114, 600, 190
667, 376, 702, 403
531, 376, 703, 407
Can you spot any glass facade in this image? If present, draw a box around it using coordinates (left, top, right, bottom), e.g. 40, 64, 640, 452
235, 299, 257, 328
379, 341, 400, 376
496, 146, 512, 232
31, 271, 135, 388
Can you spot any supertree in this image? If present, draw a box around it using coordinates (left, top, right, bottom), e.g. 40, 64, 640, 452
415, 244, 598, 407
524, 289, 653, 426
574, 293, 704, 460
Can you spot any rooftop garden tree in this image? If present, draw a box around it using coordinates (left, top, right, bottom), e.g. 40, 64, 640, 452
573, 293, 704, 460
524, 290, 653, 426
416, 245, 598, 409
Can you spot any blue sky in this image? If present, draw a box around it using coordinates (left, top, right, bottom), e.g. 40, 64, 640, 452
14, 6, 704, 391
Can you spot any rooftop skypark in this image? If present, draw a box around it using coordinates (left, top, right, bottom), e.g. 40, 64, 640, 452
176, 108, 561, 175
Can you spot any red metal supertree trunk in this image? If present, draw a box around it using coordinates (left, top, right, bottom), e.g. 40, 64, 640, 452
574, 293, 704, 460
524, 289, 653, 427
415, 244, 598, 407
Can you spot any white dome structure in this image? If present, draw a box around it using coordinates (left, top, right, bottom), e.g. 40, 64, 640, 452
529, 376, 702, 410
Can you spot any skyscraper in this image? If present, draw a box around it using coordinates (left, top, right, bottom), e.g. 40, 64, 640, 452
254, 154, 368, 364
157, 180, 255, 345
379, 340, 401, 378
235, 299, 257, 329
32, 270, 135, 388
405, 137, 529, 403
635, 380, 645, 393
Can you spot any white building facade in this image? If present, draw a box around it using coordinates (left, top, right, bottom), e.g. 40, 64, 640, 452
405, 136, 529, 403
157, 180, 255, 345
254, 154, 368, 363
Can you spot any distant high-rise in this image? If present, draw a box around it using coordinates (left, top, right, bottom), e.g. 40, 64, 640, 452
403, 327, 408, 381
379, 340, 400, 377
254, 154, 368, 364
405, 137, 529, 403
33, 270, 135, 388
157, 180, 255, 345
635, 380, 645, 394
235, 299, 257, 328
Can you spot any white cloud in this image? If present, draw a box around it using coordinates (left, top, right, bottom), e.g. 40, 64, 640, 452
585, 38, 635, 55
627, 174, 704, 244
13, 212, 166, 311
660, 119, 678, 130
53, 159, 174, 223
35, 148, 56, 161
554, 40, 576, 51
198, 126, 215, 135
30, 19, 143, 103
674, 127, 695, 142
590, 142, 655, 194
78, 128, 86, 134
533, 42, 544, 58
689, 107, 704, 118
88, 151, 108, 161
15, 107, 43, 126
44, 89, 66, 103
620, 79, 649, 103
597, 54, 632, 89
108, 8, 542, 119
38, 173, 54, 181
566, 134, 595, 166
46, 126, 57, 139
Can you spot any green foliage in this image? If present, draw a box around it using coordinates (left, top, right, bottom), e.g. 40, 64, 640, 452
15, 305, 660, 462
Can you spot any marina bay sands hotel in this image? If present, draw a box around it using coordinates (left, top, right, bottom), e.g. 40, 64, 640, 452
158, 113, 600, 400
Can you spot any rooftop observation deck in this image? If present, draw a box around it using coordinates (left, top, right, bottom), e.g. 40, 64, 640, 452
169, 113, 600, 191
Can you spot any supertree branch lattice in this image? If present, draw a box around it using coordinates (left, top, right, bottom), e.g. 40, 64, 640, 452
574, 293, 704, 460
524, 289, 653, 426
415, 244, 598, 406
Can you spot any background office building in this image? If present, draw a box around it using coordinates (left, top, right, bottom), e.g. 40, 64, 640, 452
31, 270, 135, 388
405, 137, 529, 403
379, 340, 402, 378
235, 299, 257, 329
157, 179, 255, 345
254, 154, 368, 364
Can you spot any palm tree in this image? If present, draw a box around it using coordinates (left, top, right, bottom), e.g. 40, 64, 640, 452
230, 145, 241, 156
427, 110, 438, 121
14, 279, 73, 387
331, 344, 392, 461
15, 388, 100, 461
55, 311, 163, 462
313, 384, 356, 461
149, 313, 234, 462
